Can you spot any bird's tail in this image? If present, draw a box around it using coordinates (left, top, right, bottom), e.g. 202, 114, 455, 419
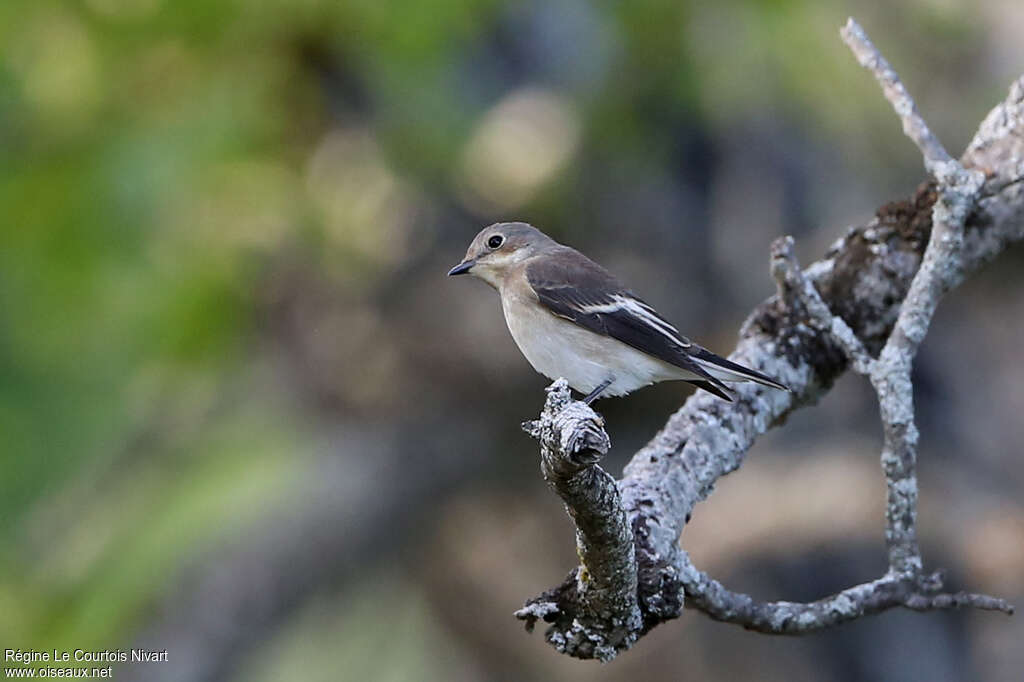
685, 379, 735, 402
690, 347, 790, 392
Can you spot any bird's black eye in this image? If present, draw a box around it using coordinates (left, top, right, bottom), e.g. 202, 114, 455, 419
487, 235, 504, 249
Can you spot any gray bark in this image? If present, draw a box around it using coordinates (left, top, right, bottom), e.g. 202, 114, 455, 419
520, 381, 641, 660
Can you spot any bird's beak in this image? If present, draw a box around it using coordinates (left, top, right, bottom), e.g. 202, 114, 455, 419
447, 259, 475, 276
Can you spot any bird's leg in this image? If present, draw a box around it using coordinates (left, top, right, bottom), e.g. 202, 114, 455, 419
582, 378, 613, 405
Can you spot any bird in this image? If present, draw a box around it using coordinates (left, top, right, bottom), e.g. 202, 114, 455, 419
447, 222, 789, 403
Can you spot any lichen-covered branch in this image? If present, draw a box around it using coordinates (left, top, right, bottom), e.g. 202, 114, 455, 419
770, 236, 873, 374
682, 565, 1011, 634
518, 380, 642, 661
840, 18, 953, 174
518, 20, 1023, 659
842, 16, 985, 578
868, 168, 980, 575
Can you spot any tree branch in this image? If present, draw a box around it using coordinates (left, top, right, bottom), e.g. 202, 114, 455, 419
839, 18, 953, 174
682, 567, 1011, 634
518, 19, 1023, 659
516, 380, 641, 661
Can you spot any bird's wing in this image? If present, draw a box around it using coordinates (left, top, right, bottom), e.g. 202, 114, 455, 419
526, 248, 790, 395
525, 248, 732, 395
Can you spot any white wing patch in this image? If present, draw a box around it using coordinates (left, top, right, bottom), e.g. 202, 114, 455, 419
577, 294, 690, 348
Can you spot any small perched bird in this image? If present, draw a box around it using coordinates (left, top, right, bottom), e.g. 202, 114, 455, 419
448, 222, 788, 403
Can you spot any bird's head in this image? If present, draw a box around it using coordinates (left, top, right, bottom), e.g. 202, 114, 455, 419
447, 222, 556, 288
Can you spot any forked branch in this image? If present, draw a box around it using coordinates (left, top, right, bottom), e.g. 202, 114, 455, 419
517, 18, 1022, 659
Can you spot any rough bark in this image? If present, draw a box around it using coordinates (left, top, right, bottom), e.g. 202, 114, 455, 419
520, 381, 641, 660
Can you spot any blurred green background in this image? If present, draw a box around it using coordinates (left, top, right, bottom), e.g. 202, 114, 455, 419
2, 0, 1023, 680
